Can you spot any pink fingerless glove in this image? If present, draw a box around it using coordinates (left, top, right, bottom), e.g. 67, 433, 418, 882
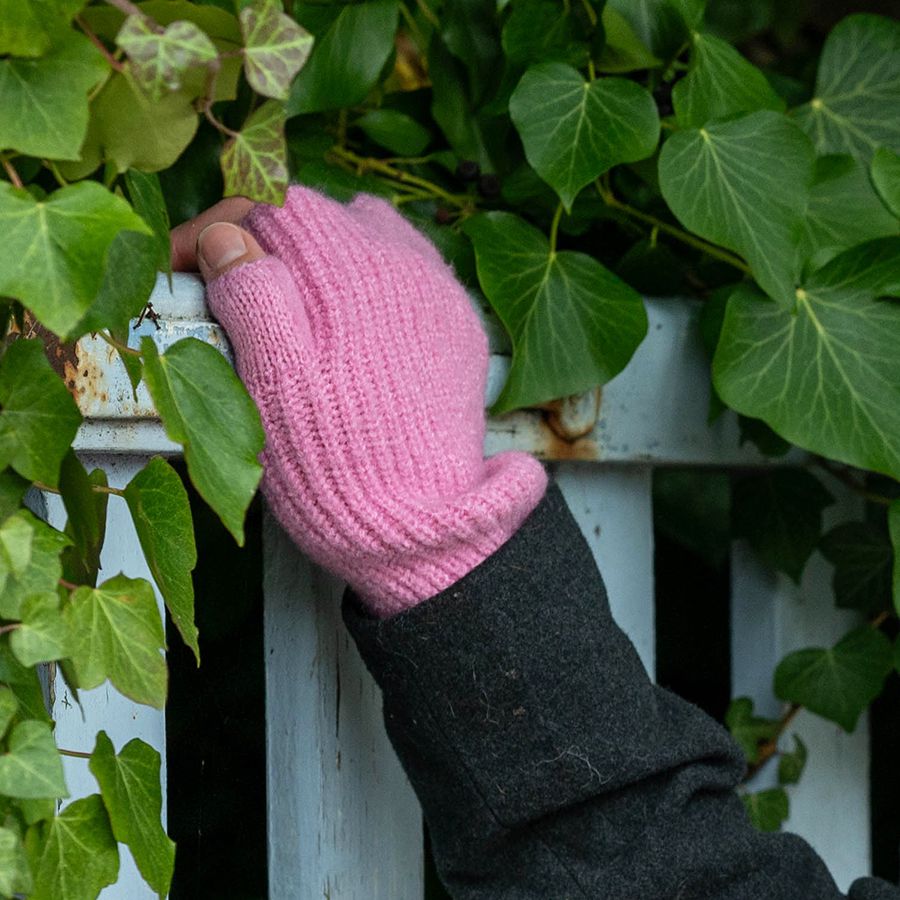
206, 186, 547, 618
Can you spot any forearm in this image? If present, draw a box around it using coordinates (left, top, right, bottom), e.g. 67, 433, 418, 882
343, 484, 897, 899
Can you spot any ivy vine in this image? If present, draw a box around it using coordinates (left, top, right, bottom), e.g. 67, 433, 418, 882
0, 0, 898, 895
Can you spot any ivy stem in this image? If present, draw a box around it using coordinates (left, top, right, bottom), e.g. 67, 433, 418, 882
744, 703, 801, 781
34, 481, 125, 498
812, 457, 894, 507
59, 579, 79, 592
596, 178, 752, 274
43, 159, 70, 188
103, 0, 146, 19
579, 0, 598, 27
58, 747, 92, 760
587, 58, 597, 81
1, 156, 23, 190
97, 330, 142, 359
329, 146, 473, 209
549, 202, 564, 254
0, 623, 20, 637
413, 0, 440, 29
76, 15, 125, 72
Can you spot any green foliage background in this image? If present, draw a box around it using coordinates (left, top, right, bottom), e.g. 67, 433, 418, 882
0, 0, 898, 895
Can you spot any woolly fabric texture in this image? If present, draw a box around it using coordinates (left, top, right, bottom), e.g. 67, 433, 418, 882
206, 186, 547, 617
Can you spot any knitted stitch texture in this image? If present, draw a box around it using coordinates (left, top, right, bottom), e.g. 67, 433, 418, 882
206, 186, 548, 617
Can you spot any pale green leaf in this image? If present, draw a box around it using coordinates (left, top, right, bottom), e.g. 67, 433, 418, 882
0, 340, 81, 484
124, 457, 198, 660
0, 31, 108, 160
510, 62, 659, 210
221, 100, 289, 205
141, 337, 264, 545
0, 512, 70, 621
116, 14, 217, 101
0, 685, 17, 739
659, 111, 815, 306
241, 0, 314, 100
777, 734, 808, 786
31, 794, 118, 900
673, 31, 783, 127
0, 824, 32, 896
798, 155, 898, 272
596, 7, 661, 73
775, 626, 892, 731
10, 592, 70, 667
0, 182, 151, 338
464, 212, 647, 413
794, 14, 900, 162
65, 574, 167, 709
0, 513, 33, 593
732, 470, 834, 582
91, 68, 200, 174
90, 732, 174, 897
712, 240, 900, 481
871, 146, 900, 218
0, 721, 67, 799
0, 0, 83, 56
742, 787, 789, 832
288, 0, 399, 115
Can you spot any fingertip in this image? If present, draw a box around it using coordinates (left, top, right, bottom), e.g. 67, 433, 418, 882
196, 222, 267, 282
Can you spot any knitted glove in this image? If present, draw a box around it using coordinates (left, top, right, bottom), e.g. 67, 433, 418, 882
205, 186, 548, 617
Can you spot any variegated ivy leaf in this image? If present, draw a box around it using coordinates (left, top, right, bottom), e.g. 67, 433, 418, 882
116, 14, 217, 101
241, 0, 313, 100
221, 100, 288, 205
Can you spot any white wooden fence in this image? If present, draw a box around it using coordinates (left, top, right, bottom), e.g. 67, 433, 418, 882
47, 274, 871, 897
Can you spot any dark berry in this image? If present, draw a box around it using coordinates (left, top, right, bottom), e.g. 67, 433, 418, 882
435, 206, 453, 225
456, 160, 480, 182
477, 173, 501, 198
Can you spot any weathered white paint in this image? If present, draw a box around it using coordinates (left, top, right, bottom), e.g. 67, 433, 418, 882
552, 464, 655, 677
263, 513, 423, 900
731, 481, 869, 893
45, 455, 167, 899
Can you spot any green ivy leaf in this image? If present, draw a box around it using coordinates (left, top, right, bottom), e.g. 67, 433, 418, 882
732, 470, 834, 582
441, 0, 501, 103
30, 794, 119, 900
65, 574, 168, 709
0, 721, 67, 799
501, 0, 587, 69
724, 696, 779, 763
116, 14, 217, 101
0, 512, 69, 621
356, 109, 431, 157
123, 457, 198, 661
288, 0, 399, 115
778, 734, 808, 786
871, 146, 900, 219
820, 522, 893, 614
125, 170, 173, 276
0, 182, 151, 338
0, 644, 52, 725
0, 468, 30, 522
0, 824, 32, 896
59, 452, 109, 588
775, 626, 893, 732
10, 593, 70, 668
0, 32, 108, 160
596, 7, 661, 73
794, 14, 900, 162
742, 787, 789, 832
221, 100, 289, 205
141, 337, 264, 546
0, 340, 81, 485
464, 212, 648, 413
241, 0, 314, 100
0, 0, 83, 56
89, 731, 174, 897
607, 0, 694, 59
673, 31, 783, 127
510, 63, 660, 210
659, 111, 814, 306
798, 155, 899, 272
0, 513, 33, 597
712, 240, 900, 482
90, 69, 200, 174
0, 685, 17, 739
890, 500, 900, 615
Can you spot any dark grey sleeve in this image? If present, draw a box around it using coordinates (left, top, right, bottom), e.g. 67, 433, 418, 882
342, 484, 898, 900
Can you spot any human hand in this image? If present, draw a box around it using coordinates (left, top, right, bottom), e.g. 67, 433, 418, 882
171, 187, 546, 617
